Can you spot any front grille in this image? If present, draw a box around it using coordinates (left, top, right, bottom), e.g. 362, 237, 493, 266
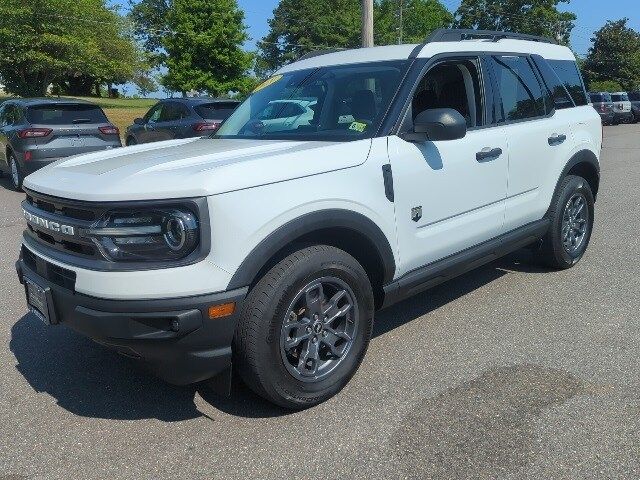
22, 245, 76, 291
23, 189, 105, 260
26, 192, 99, 221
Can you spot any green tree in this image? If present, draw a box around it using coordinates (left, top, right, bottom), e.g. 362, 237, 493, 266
159, 0, 252, 96
583, 19, 640, 91
375, 0, 453, 45
256, 0, 453, 76
0, 0, 145, 97
588, 80, 623, 93
128, 0, 171, 66
256, 0, 362, 76
455, 0, 576, 44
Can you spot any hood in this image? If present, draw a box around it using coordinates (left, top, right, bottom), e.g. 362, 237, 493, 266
23, 137, 372, 201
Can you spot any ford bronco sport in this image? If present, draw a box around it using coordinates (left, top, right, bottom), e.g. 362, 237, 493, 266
16, 29, 601, 409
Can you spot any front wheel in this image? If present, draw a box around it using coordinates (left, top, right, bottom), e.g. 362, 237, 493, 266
233, 245, 374, 409
536, 175, 594, 269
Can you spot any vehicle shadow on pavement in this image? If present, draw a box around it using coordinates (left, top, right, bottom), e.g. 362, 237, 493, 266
373, 249, 546, 338
9, 250, 555, 421
10, 313, 291, 420
10, 313, 204, 422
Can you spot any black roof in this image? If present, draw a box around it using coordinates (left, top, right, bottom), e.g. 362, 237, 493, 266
2, 97, 99, 107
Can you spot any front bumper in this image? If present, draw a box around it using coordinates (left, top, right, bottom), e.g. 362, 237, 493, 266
613, 111, 633, 123
16, 255, 247, 386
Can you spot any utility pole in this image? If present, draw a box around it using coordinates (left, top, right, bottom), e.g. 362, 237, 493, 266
397, 0, 404, 45
362, 0, 374, 48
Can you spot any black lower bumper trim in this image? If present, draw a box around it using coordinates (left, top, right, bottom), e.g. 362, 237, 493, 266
17, 258, 247, 386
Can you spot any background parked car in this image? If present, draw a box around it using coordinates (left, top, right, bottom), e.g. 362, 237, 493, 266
0, 98, 121, 190
250, 99, 317, 133
125, 97, 240, 145
610, 92, 633, 124
588, 92, 614, 125
628, 91, 640, 123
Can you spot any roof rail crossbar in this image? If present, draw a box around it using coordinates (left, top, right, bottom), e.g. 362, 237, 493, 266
424, 28, 558, 45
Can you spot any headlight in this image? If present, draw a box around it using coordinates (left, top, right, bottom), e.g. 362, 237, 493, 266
84, 208, 200, 262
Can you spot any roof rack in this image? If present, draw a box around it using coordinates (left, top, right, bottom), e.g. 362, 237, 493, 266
296, 49, 342, 62
424, 28, 558, 45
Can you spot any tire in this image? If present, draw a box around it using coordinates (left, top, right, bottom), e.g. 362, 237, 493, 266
8, 152, 23, 191
126, 136, 137, 146
535, 175, 594, 269
233, 245, 375, 409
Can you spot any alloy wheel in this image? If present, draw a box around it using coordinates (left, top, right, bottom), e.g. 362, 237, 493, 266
280, 277, 358, 382
561, 193, 589, 255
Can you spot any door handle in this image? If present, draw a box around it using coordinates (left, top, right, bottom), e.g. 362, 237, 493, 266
476, 147, 502, 162
548, 134, 567, 145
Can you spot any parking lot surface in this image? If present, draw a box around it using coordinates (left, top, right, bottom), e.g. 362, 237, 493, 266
1, 125, 639, 479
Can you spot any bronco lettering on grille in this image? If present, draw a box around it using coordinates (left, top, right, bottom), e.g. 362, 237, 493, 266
23, 209, 75, 236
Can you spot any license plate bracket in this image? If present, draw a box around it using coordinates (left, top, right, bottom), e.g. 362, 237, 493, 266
24, 277, 58, 325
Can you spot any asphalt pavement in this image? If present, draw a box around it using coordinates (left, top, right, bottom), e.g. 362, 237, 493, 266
1, 125, 639, 479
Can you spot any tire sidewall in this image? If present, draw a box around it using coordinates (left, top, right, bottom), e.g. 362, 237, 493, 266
253, 250, 374, 407
550, 176, 595, 267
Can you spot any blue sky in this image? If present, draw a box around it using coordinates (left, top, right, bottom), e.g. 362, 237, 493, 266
110, 0, 638, 96
112, 0, 640, 57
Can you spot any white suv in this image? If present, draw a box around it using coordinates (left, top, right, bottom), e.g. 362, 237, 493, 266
16, 29, 601, 409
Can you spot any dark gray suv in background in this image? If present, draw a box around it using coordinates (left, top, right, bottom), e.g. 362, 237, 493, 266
588, 92, 614, 125
125, 97, 240, 146
629, 91, 640, 122
0, 98, 121, 190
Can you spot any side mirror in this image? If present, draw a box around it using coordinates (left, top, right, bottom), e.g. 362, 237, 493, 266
133, 117, 145, 125
403, 108, 467, 142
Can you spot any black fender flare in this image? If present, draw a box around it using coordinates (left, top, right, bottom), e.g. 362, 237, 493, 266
548, 149, 600, 211
227, 209, 396, 290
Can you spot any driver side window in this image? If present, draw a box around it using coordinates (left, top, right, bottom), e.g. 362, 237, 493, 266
144, 104, 163, 123
411, 58, 484, 129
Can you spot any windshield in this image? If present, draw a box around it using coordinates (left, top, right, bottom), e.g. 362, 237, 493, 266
215, 61, 409, 141
611, 94, 629, 102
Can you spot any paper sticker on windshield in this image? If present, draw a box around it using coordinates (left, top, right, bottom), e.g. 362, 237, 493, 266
253, 75, 283, 93
348, 121, 368, 133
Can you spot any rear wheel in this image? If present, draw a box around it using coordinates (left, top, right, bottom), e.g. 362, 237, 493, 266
8, 153, 23, 191
535, 175, 594, 269
126, 136, 137, 146
233, 245, 374, 409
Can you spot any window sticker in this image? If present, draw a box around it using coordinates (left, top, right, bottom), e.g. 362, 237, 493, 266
253, 75, 283, 93
348, 121, 368, 133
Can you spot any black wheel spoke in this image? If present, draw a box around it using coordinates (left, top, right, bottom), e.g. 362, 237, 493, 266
298, 338, 320, 375
304, 283, 325, 316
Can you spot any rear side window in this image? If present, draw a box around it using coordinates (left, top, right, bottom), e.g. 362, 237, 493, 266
194, 102, 239, 120
26, 104, 108, 125
160, 102, 189, 122
1, 105, 22, 126
530, 56, 574, 110
589, 93, 603, 103
548, 60, 589, 106
490, 56, 546, 121
603, 93, 612, 102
